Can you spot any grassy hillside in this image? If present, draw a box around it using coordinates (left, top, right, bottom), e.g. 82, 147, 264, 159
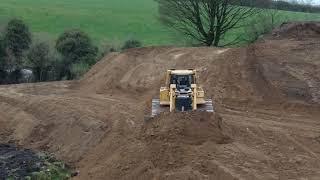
0, 0, 174, 45
0, 0, 319, 46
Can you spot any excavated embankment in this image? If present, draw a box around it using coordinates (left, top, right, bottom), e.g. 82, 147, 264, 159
0, 22, 320, 180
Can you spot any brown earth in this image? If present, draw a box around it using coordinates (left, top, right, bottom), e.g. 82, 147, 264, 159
0, 22, 320, 180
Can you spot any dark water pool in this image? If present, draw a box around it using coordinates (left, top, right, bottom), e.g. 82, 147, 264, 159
0, 144, 44, 179
0, 143, 74, 180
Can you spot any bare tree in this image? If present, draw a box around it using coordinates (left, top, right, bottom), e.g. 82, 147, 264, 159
156, 0, 261, 46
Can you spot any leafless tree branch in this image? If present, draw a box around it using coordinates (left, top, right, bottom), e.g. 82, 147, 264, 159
156, 0, 261, 46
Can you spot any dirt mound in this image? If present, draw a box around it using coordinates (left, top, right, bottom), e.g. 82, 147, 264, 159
136, 112, 233, 179
78, 46, 274, 106
79, 27, 320, 105
272, 21, 320, 39
73, 112, 233, 180
78, 47, 229, 95
142, 112, 230, 145
252, 35, 320, 104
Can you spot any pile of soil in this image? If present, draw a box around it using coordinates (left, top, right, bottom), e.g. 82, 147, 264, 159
142, 112, 231, 145
136, 112, 233, 179
79, 28, 320, 105
73, 112, 233, 180
0, 144, 44, 179
272, 21, 320, 39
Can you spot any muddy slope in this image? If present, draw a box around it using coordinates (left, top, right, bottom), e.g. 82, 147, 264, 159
79, 22, 320, 105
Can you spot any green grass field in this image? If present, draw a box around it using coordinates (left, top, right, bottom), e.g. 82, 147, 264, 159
0, 0, 319, 46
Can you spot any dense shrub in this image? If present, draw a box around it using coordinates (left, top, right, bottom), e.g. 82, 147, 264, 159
0, 19, 102, 83
55, 29, 98, 80
0, 39, 6, 77
121, 39, 142, 50
56, 30, 98, 66
48, 58, 67, 80
0, 19, 32, 84
0, 70, 6, 84
27, 42, 51, 82
4, 19, 31, 60
6, 69, 22, 84
98, 41, 120, 59
70, 62, 90, 79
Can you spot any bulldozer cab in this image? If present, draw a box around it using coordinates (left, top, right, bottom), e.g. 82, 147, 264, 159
166, 70, 196, 89
170, 74, 194, 90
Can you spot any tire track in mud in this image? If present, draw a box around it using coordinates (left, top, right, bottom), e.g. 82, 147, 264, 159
218, 105, 320, 179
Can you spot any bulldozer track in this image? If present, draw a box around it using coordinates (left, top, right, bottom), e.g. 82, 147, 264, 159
151, 99, 214, 117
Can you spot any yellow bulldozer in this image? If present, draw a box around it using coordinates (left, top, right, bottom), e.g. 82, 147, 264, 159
151, 69, 214, 117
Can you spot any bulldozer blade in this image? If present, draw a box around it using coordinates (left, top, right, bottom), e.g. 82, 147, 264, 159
197, 99, 214, 113
151, 99, 214, 117
151, 99, 169, 117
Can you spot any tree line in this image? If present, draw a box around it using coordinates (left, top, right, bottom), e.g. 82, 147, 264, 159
0, 19, 99, 84
0, 19, 142, 85
238, 0, 320, 13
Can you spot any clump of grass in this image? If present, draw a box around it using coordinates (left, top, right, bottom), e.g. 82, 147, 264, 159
121, 39, 142, 50
26, 153, 71, 180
